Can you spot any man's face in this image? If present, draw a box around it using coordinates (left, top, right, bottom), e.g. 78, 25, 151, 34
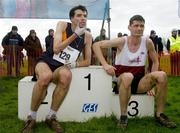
101, 29, 106, 36
172, 31, 177, 37
12, 30, 17, 35
128, 20, 144, 37
50, 31, 54, 36
31, 33, 36, 38
71, 9, 87, 28
151, 32, 156, 38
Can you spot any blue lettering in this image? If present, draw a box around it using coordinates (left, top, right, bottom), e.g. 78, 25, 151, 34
82, 103, 98, 112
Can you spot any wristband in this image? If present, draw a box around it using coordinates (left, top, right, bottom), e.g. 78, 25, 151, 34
74, 32, 79, 38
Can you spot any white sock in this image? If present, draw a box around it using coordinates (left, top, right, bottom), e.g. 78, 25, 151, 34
29, 111, 37, 120
46, 109, 57, 119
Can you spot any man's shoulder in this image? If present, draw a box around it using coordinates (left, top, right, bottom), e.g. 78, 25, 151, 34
25, 35, 30, 40
45, 35, 48, 39
85, 30, 92, 37
56, 21, 69, 31
3, 32, 11, 38
57, 21, 68, 26
17, 33, 23, 39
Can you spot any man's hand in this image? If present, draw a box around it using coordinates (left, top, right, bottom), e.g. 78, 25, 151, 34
65, 61, 76, 69
74, 22, 86, 37
103, 64, 116, 76
147, 89, 155, 96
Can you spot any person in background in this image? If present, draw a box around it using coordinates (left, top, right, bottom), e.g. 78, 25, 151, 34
149, 30, 163, 54
1, 26, 24, 76
117, 32, 123, 37
21, 5, 92, 133
24, 29, 43, 76
123, 33, 128, 36
166, 29, 180, 53
148, 30, 163, 72
93, 28, 108, 65
166, 29, 177, 52
176, 30, 180, 45
93, 15, 176, 129
45, 29, 54, 51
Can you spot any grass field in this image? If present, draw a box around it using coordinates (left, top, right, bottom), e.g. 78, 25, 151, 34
0, 76, 180, 133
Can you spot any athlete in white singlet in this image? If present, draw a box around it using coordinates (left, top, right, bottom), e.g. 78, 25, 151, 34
93, 15, 176, 129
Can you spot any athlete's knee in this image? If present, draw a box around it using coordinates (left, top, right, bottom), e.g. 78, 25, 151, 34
58, 68, 72, 87
121, 73, 134, 88
38, 72, 52, 87
156, 71, 167, 83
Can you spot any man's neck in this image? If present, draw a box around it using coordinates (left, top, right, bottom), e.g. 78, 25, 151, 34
71, 23, 76, 32
129, 36, 141, 46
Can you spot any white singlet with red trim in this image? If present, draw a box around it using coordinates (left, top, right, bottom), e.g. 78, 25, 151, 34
115, 36, 147, 66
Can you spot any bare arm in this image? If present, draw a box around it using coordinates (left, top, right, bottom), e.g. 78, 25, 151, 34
93, 38, 122, 65
76, 31, 92, 67
93, 37, 124, 75
53, 21, 78, 54
147, 39, 159, 72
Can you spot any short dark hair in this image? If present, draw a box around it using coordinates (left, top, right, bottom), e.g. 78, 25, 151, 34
69, 5, 88, 19
30, 29, 36, 34
48, 29, 54, 34
150, 30, 156, 35
12, 26, 18, 31
129, 15, 145, 25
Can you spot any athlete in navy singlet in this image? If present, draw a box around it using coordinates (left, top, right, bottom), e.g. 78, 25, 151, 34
39, 22, 86, 72
22, 5, 92, 133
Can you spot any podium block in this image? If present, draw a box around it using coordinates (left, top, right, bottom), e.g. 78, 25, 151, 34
18, 66, 112, 122
18, 66, 154, 122
111, 94, 154, 118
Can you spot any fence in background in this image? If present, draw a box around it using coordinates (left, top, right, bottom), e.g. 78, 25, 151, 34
159, 51, 180, 76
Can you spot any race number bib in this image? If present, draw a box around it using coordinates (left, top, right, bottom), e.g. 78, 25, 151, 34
53, 46, 80, 64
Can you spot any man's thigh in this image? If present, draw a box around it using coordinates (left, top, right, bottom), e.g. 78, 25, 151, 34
35, 62, 52, 79
52, 66, 71, 84
137, 73, 156, 93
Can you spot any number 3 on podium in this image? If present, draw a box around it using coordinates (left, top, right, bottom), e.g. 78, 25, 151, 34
128, 101, 139, 116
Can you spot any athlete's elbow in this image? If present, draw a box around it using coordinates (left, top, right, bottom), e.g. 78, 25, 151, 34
84, 59, 91, 67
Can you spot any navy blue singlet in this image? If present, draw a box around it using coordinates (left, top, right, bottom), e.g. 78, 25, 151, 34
38, 22, 85, 71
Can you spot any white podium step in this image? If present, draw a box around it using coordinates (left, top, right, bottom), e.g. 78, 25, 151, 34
18, 66, 154, 122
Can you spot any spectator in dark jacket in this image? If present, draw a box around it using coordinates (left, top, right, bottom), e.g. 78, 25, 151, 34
148, 30, 163, 72
149, 30, 163, 53
1, 26, 24, 76
45, 29, 54, 51
24, 29, 43, 75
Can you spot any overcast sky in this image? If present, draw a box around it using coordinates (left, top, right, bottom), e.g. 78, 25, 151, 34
0, 0, 180, 53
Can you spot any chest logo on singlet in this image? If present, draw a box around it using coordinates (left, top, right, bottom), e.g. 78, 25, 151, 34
53, 46, 80, 64
129, 56, 142, 64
